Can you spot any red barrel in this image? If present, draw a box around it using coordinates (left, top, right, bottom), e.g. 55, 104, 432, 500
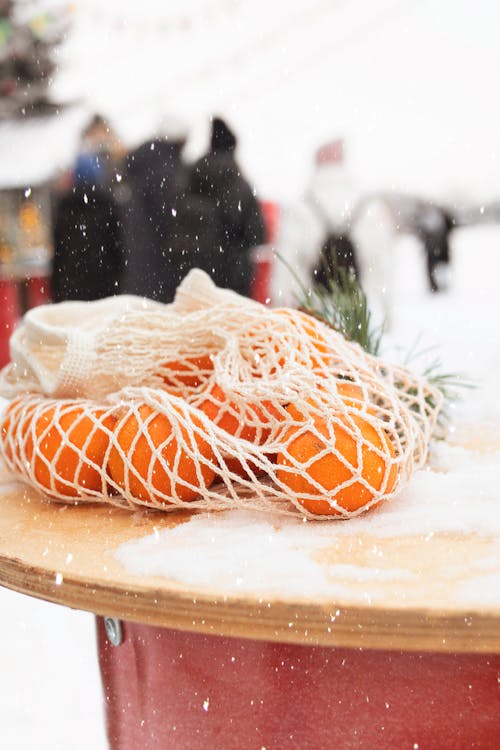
97, 619, 500, 750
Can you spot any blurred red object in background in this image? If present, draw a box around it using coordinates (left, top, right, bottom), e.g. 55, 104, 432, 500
0, 279, 21, 368
260, 200, 280, 244
0, 274, 51, 368
251, 200, 280, 305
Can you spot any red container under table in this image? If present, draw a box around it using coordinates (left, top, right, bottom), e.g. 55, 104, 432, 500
97, 619, 500, 750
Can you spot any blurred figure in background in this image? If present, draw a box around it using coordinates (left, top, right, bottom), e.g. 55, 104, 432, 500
51, 152, 124, 302
189, 116, 265, 296
271, 138, 399, 329
121, 117, 225, 303
80, 113, 127, 202
351, 194, 398, 330
120, 117, 190, 302
271, 138, 359, 306
414, 203, 454, 293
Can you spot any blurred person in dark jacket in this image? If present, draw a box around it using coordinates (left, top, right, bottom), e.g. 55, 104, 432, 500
189, 116, 265, 297
120, 118, 225, 303
51, 152, 124, 302
414, 203, 454, 293
79, 113, 128, 205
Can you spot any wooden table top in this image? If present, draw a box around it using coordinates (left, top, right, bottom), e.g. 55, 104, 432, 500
1, 464, 499, 655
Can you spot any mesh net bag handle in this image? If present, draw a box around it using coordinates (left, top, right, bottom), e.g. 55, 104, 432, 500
0, 272, 261, 401
0, 295, 165, 399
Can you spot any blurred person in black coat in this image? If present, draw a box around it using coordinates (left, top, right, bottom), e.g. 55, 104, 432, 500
120, 119, 225, 303
189, 116, 265, 297
51, 153, 124, 302
415, 203, 454, 293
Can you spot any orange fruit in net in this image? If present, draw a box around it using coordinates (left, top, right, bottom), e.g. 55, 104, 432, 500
330, 379, 377, 415
335, 380, 364, 406
274, 307, 329, 343
242, 308, 333, 376
198, 383, 279, 441
286, 382, 366, 418
274, 308, 333, 371
198, 383, 281, 478
160, 353, 214, 390
0, 396, 37, 468
107, 403, 216, 503
22, 402, 116, 498
293, 379, 377, 419
276, 410, 397, 515
280, 382, 369, 431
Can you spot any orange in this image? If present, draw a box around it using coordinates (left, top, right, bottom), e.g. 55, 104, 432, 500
22, 401, 115, 498
0, 396, 37, 467
243, 308, 333, 376
335, 380, 364, 406
276, 410, 397, 515
294, 380, 376, 418
107, 403, 216, 503
332, 380, 377, 415
273, 308, 333, 371
198, 383, 279, 442
274, 307, 330, 344
280, 382, 368, 426
198, 383, 281, 478
160, 353, 214, 390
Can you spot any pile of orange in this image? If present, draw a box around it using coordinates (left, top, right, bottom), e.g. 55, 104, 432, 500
0, 395, 216, 505
0, 306, 400, 515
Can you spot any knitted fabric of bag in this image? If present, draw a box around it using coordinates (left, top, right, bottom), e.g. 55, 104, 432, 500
0, 270, 443, 519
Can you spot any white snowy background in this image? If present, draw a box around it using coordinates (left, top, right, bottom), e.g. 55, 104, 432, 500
52, 0, 500, 206
1, 1, 500, 748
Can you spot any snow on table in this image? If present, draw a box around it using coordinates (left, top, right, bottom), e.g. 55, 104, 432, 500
114, 438, 500, 611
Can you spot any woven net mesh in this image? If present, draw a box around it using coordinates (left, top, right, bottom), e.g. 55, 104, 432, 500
0, 270, 443, 519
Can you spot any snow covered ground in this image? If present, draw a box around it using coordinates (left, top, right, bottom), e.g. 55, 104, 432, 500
0, 221, 499, 750
0, 589, 106, 750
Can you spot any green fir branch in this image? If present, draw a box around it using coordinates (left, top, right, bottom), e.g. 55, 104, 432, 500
401, 340, 476, 432
276, 251, 475, 433
276, 251, 383, 355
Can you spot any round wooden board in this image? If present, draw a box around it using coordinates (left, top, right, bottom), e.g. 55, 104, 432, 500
1, 471, 499, 655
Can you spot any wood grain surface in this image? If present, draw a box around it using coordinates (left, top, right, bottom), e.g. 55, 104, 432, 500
0, 469, 499, 654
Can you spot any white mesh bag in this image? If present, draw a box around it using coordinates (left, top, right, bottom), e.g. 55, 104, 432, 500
0, 270, 443, 519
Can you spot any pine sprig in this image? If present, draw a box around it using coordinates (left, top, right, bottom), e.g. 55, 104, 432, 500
401, 340, 476, 433
276, 251, 474, 432
276, 252, 383, 355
